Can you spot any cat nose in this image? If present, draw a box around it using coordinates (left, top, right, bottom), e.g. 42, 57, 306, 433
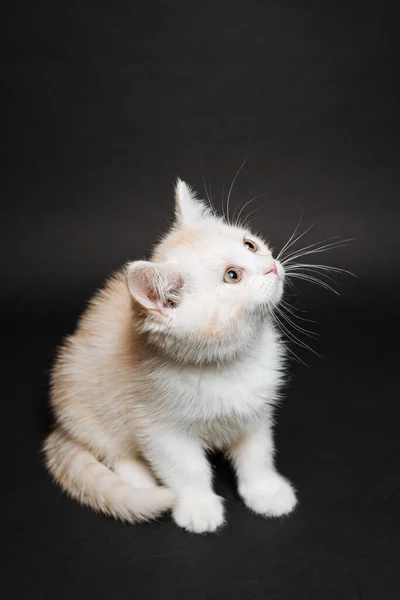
264, 261, 278, 276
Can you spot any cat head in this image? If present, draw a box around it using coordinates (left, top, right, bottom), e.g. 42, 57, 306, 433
127, 179, 285, 363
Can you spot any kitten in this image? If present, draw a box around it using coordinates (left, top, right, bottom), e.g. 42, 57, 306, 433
43, 179, 297, 533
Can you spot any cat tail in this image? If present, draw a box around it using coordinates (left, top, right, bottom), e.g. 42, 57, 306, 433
43, 428, 175, 523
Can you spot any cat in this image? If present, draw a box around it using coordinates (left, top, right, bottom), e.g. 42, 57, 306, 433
43, 179, 297, 533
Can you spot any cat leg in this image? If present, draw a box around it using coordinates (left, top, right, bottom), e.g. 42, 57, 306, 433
229, 420, 297, 517
142, 428, 225, 533
113, 457, 158, 489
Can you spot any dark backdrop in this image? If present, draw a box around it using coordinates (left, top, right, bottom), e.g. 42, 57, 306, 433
1, 2, 399, 600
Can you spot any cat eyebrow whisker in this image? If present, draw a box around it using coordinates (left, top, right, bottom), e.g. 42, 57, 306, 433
226, 159, 247, 225
220, 181, 226, 221
201, 172, 217, 217
233, 192, 266, 228
239, 207, 262, 230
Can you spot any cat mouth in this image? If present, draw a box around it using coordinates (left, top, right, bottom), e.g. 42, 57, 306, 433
264, 264, 278, 276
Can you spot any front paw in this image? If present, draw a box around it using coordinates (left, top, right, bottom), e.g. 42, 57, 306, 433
173, 491, 225, 534
239, 473, 297, 517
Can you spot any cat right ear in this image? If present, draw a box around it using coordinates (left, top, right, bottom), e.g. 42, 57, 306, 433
174, 178, 211, 228
126, 261, 184, 311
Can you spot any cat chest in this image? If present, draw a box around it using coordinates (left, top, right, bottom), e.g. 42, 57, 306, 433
150, 359, 280, 428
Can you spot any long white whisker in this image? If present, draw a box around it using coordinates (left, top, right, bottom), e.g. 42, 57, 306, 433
268, 311, 309, 367
284, 263, 356, 277
283, 245, 351, 265
240, 207, 262, 230
276, 212, 305, 261
278, 221, 323, 264
280, 299, 317, 323
278, 223, 316, 262
272, 310, 321, 357
282, 239, 353, 265
220, 182, 226, 221
201, 175, 217, 216
234, 192, 265, 227
281, 340, 309, 367
226, 159, 247, 225
281, 236, 343, 264
286, 273, 340, 295
275, 306, 319, 339
285, 267, 335, 282
280, 295, 309, 312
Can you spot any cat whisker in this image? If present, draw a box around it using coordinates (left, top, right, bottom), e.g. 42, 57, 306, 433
268, 311, 310, 367
201, 174, 217, 217
281, 238, 353, 265
280, 299, 318, 323
220, 182, 226, 221
277, 216, 323, 264
285, 267, 335, 282
284, 263, 356, 277
240, 207, 262, 230
276, 212, 305, 261
275, 306, 319, 339
278, 223, 317, 261
226, 159, 247, 225
233, 192, 266, 228
274, 228, 352, 365
280, 239, 340, 264
269, 307, 320, 360
285, 272, 340, 295
281, 340, 309, 368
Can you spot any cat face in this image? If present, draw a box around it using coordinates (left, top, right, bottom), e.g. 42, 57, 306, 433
127, 180, 285, 362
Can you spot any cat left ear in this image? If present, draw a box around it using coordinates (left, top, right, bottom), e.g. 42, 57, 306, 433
126, 261, 184, 311
174, 178, 211, 228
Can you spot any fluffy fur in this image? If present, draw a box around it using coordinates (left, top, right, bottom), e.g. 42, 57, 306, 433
43, 179, 297, 533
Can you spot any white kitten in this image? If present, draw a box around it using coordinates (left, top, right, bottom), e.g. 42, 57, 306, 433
43, 179, 297, 533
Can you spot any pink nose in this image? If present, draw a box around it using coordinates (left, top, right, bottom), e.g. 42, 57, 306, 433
264, 262, 278, 276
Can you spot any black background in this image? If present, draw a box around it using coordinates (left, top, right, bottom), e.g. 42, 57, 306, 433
1, 2, 399, 599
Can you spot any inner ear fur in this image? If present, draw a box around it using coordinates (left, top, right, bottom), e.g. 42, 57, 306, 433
127, 261, 184, 311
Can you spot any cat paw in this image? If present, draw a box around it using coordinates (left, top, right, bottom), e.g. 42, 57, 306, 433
173, 491, 225, 533
239, 473, 297, 517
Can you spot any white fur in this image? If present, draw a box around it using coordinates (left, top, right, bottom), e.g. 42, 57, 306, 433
127, 181, 297, 532
45, 179, 297, 533
174, 178, 212, 226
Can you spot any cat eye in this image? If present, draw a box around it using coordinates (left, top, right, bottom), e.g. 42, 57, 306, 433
223, 267, 242, 283
243, 238, 257, 252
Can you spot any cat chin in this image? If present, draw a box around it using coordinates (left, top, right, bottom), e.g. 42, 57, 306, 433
143, 331, 253, 365
139, 313, 274, 365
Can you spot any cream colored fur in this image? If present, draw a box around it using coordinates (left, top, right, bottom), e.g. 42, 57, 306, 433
43, 179, 297, 533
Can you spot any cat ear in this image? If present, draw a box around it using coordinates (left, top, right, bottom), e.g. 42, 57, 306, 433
127, 261, 184, 311
174, 178, 211, 227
